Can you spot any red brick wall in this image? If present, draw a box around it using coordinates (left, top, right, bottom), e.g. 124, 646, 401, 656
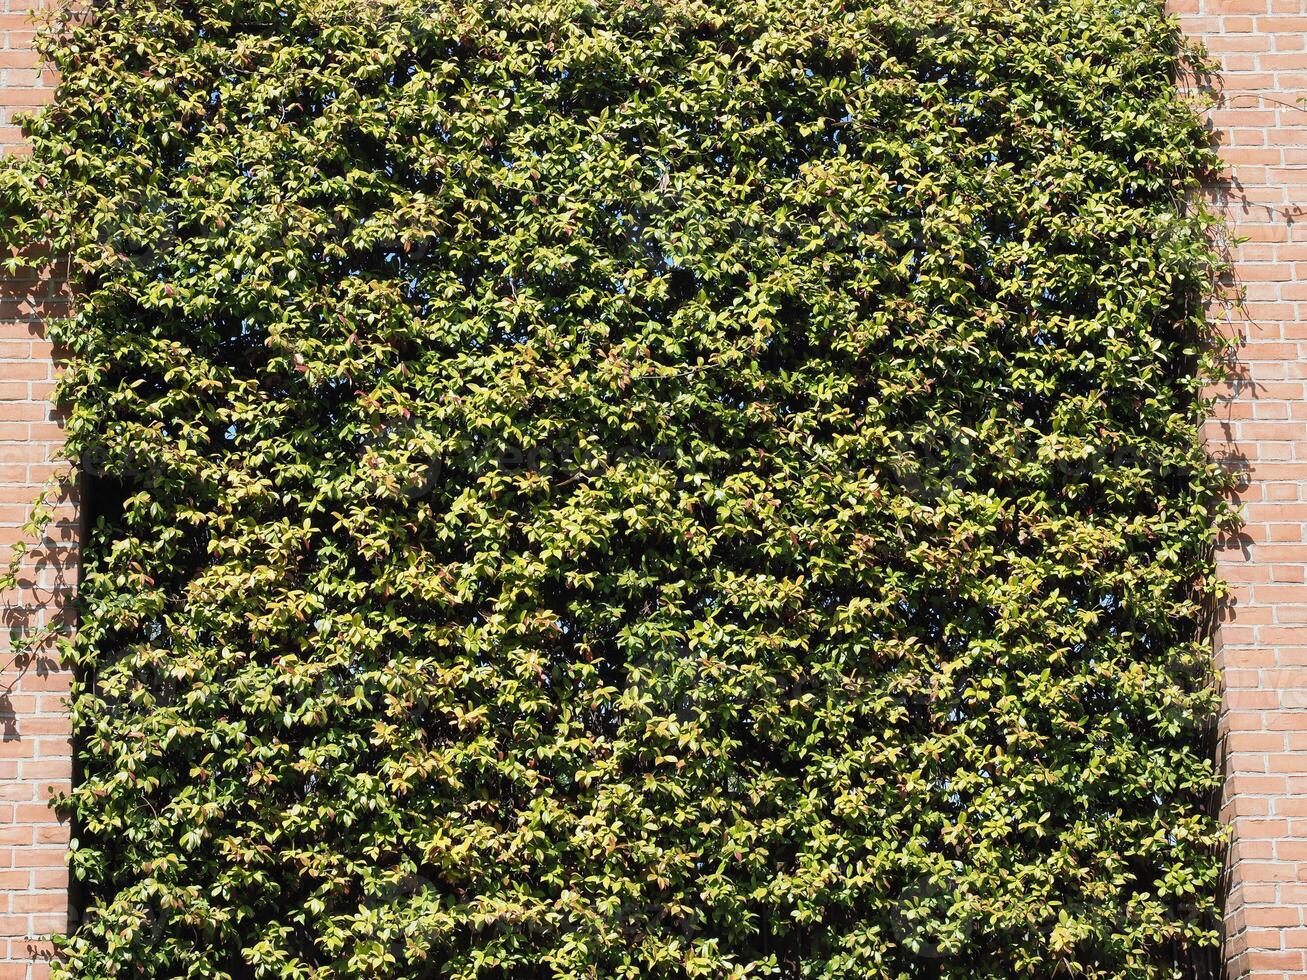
0, 3, 72, 979
0, 3, 1300, 979
1174, 1, 1307, 977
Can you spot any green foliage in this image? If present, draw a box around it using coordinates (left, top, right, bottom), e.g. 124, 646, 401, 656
2, 0, 1232, 976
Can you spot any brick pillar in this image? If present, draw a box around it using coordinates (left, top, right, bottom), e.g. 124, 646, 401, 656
1174, 1, 1307, 977
0, 3, 73, 979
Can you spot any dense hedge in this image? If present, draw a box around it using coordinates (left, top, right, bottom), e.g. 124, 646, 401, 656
1, 0, 1232, 976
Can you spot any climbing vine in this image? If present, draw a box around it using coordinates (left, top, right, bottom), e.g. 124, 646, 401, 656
1, 0, 1231, 976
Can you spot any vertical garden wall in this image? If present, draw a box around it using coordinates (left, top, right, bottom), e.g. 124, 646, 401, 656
0, 0, 1232, 977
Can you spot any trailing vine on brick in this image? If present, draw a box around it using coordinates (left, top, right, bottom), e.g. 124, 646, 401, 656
0, 0, 1232, 976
